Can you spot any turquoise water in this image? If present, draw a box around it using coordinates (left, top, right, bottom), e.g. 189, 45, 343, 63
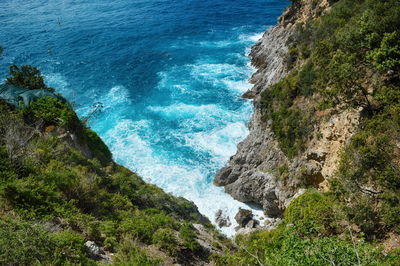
0, 0, 288, 235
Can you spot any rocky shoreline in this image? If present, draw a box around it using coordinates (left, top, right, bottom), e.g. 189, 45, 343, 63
214, 7, 296, 221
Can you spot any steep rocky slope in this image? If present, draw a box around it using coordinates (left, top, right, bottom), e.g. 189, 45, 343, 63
215, 0, 360, 218
0, 78, 230, 265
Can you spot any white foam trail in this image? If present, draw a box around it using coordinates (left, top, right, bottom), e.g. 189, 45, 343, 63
184, 121, 249, 162
198, 40, 233, 48
249, 32, 264, 42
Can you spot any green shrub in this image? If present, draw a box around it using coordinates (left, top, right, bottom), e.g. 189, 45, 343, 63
367, 31, 400, 72
260, 74, 315, 158
214, 223, 390, 266
114, 237, 162, 265
179, 223, 201, 252
152, 228, 178, 255
286, 46, 298, 69
51, 230, 94, 265
0, 219, 53, 265
22, 96, 77, 128
118, 210, 177, 244
0, 219, 94, 265
83, 128, 112, 163
284, 190, 342, 235
332, 111, 400, 237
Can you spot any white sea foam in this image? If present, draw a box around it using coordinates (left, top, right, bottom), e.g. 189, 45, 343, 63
148, 103, 222, 120
249, 32, 264, 42
44, 72, 69, 92
239, 31, 264, 43
46, 31, 265, 237
184, 121, 248, 160
198, 40, 233, 48
103, 118, 264, 236
101, 85, 131, 110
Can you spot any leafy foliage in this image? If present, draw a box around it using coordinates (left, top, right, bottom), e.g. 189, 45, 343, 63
0, 85, 210, 264
260, 72, 315, 158
284, 190, 342, 236
22, 96, 77, 128
153, 228, 178, 255
212, 191, 395, 265
0, 218, 95, 265
6, 64, 54, 92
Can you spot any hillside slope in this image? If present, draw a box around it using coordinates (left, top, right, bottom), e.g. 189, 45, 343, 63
0, 67, 230, 265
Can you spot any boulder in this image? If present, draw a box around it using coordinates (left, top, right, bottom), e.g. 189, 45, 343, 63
234, 208, 253, 227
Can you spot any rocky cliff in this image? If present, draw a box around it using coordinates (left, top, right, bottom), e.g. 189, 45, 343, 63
214, 0, 360, 218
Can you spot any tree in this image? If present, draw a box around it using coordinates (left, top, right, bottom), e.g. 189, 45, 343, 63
6, 64, 54, 92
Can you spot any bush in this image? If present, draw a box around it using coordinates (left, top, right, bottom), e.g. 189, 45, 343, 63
114, 237, 162, 265
284, 190, 342, 235
83, 128, 112, 163
260, 74, 315, 158
214, 223, 390, 266
0, 219, 53, 265
152, 228, 178, 255
179, 223, 201, 252
22, 96, 77, 128
118, 210, 177, 244
51, 230, 94, 265
367, 31, 400, 72
331, 112, 400, 237
0, 219, 94, 265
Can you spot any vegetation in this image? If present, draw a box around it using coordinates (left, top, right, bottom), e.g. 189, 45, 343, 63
22, 96, 77, 128
260, 69, 315, 158
262, 0, 400, 238
286, 0, 400, 240
213, 191, 400, 265
0, 67, 222, 264
1, 0, 399, 264
6, 64, 54, 92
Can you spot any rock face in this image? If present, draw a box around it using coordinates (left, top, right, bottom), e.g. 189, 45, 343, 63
234, 208, 254, 227
214, 0, 360, 219
214, 7, 296, 217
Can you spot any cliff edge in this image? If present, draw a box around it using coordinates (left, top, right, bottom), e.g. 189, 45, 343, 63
215, 0, 360, 218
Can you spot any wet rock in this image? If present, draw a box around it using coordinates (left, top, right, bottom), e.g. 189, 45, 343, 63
245, 219, 260, 229
234, 208, 253, 227
215, 209, 231, 228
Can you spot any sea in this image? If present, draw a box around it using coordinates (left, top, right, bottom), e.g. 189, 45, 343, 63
0, 0, 289, 236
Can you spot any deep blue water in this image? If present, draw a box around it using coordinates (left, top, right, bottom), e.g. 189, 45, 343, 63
0, 0, 288, 235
